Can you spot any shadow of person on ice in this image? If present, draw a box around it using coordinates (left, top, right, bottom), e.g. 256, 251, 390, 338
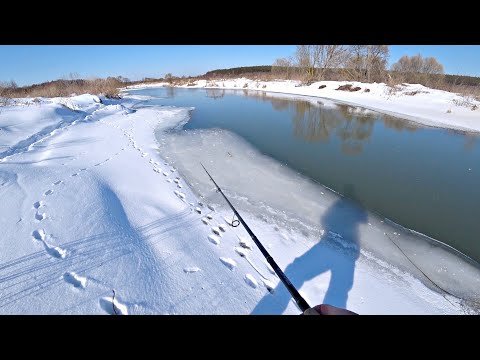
251, 184, 367, 314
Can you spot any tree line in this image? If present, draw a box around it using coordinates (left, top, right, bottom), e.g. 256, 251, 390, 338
272, 45, 446, 86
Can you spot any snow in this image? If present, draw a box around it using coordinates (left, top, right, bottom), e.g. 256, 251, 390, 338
1, 89, 479, 315
158, 78, 480, 133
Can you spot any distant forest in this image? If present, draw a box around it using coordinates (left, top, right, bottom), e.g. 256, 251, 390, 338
203, 65, 480, 87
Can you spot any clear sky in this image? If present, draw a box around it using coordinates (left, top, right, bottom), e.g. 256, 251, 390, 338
1, 45, 479, 86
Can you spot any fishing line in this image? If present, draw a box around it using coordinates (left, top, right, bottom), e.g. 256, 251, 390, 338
384, 233, 479, 312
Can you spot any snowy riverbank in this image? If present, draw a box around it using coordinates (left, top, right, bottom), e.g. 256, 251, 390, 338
0, 92, 478, 314
125, 78, 480, 133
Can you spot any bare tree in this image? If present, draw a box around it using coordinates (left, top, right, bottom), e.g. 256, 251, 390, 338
345, 45, 389, 82
422, 57, 444, 75
295, 45, 348, 82
272, 57, 294, 79
391, 54, 444, 85
164, 73, 174, 85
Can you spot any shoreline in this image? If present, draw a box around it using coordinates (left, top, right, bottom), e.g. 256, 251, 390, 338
123, 78, 480, 134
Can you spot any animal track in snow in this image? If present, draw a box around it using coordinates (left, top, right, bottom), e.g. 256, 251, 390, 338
244, 274, 258, 289
174, 190, 186, 200
265, 261, 276, 276
183, 267, 201, 273
44, 189, 54, 196
219, 257, 237, 271
63, 272, 87, 289
32, 229, 46, 241
33, 201, 44, 209
208, 234, 220, 245
99, 294, 128, 315
261, 279, 275, 293
238, 236, 252, 249
44, 243, 67, 259
53, 180, 63, 185
235, 247, 248, 257
35, 212, 46, 221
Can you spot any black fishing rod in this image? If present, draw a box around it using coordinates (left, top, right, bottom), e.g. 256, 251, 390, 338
201, 163, 311, 312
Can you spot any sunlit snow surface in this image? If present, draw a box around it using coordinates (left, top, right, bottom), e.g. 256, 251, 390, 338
0, 90, 479, 315
154, 104, 480, 313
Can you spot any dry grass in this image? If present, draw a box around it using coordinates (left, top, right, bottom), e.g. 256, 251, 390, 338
0, 77, 124, 100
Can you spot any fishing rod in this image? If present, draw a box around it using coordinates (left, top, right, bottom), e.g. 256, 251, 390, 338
200, 163, 311, 312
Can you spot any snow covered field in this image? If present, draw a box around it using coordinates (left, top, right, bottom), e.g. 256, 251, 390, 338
1, 84, 479, 314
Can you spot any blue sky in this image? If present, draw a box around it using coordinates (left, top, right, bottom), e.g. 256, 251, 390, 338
0, 45, 479, 86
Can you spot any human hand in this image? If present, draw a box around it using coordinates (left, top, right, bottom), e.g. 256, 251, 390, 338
303, 304, 358, 315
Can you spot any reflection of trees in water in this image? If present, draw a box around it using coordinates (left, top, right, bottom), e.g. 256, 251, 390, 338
206, 88, 225, 100
382, 114, 419, 132
463, 133, 478, 151
249, 92, 422, 155
165, 86, 176, 98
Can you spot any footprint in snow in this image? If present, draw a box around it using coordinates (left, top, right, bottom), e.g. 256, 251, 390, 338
264, 261, 277, 276
183, 267, 201, 273
207, 214, 213, 220
35, 212, 46, 221
163, 172, 169, 176
63, 272, 87, 289
208, 234, 220, 245
166, 179, 173, 183
33, 201, 44, 209
262, 278, 275, 293
201, 218, 209, 225
44, 189, 54, 196
211, 226, 221, 236
32, 229, 46, 241
53, 180, 63, 186
177, 184, 182, 188
71, 173, 79, 177
43, 243, 67, 259
207, 204, 215, 212
219, 257, 237, 271
174, 190, 186, 200
244, 274, 258, 289
94, 163, 101, 166
195, 207, 202, 214
238, 236, 252, 249
99, 293, 128, 315
235, 247, 248, 257
218, 224, 227, 232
